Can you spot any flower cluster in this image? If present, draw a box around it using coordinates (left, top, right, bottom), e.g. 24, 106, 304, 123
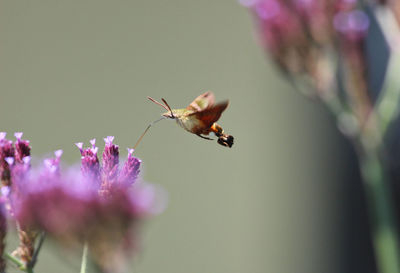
0, 133, 164, 273
0, 133, 34, 266
75, 136, 141, 197
241, 0, 362, 70
0, 132, 30, 187
242, 0, 373, 134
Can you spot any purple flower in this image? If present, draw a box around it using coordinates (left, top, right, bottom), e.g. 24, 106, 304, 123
334, 10, 370, 42
10, 156, 31, 196
14, 132, 31, 164
119, 148, 141, 187
101, 136, 119, 189
252, 0, 303, 52
14, 150, 164, 272
15, 169, 159, 233
241, 0, 368, 95
0, 134, 166, 272
8, 133, 32, 194
241, 0, 360, 56
41, 150, 63, 179
0, 133, 15, 185
7, 154, 36, 266
76, 139, 100, 184
78, 137, 142, 197
334, 0, 358, 12
131, 182, 167, 215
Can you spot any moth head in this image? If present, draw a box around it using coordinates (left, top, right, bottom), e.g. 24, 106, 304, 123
148, 96, 175, 119
162, 111, 175, 119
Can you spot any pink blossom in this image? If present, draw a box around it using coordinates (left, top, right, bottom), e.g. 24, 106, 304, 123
0, 133, 14, 185
101, 136, 120, 188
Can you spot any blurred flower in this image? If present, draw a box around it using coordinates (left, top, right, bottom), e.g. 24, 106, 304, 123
242, 0, 373, 126
119, 148, 141, 188
0, 133, 15, 186
13, 133, 30, 164
76, 139, 100, 184
78, 137, 142, 197
9, 153, 34, 266
42, 149, 63, 179
334, 10, 370, 43
10, 156, 31, 197
12, 136, 164, 272
335, 10, 371, 123
244, 0, 306, 71
0, 133, 165, 271
241, 0, 361, 78
242, 0, 357, 70
100, 136, 120, 195
0, 132, 35, 267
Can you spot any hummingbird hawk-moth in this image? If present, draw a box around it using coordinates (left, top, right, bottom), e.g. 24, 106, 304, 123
146, 92, 234, 148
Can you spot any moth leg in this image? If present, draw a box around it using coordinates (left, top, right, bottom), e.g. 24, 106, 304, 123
196, 134, 214, 140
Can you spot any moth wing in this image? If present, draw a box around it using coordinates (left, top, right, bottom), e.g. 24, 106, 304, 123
189, 101, 229, 129
186, 91, 215, 111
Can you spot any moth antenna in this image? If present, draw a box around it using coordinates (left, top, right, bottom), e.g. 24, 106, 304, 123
148, 96, 170, 112
133, 117, 166, 150
161, 98, 175, 118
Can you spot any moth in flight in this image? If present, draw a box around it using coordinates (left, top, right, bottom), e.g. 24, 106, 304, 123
145, 92, 234, 148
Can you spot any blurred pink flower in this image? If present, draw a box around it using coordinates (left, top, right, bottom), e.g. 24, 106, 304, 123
14, 133, 30, 164
76, 139, 100, 184
11, 136, 165, 271
0, 133, 15, 185
334, 10, 370, 42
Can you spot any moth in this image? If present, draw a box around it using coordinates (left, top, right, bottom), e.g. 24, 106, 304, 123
143, 92, 234, 148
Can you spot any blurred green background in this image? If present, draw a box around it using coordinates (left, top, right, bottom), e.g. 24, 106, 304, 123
0, 1, 371, 273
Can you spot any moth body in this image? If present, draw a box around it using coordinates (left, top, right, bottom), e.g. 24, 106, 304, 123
150, 92, 234, 147
162, 108, 206, 134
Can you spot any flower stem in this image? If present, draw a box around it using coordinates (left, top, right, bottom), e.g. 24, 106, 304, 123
359, 147, 400, 273
4, 252, 24, 269
26, 266, 34, 273
80, 242, 89, 273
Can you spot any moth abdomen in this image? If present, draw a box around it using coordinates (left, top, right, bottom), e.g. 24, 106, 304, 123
217, 134, 234, 148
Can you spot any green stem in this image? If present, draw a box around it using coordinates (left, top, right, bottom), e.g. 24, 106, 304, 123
80, 242, 89, 273
360, 148, 400, 273
4, 252, 25, 270
375, 51, 400, 134
26, 266, 34, 273
3, 253, 37, 272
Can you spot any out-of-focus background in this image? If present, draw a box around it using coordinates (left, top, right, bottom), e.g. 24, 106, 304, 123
0, 1, 375, 273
